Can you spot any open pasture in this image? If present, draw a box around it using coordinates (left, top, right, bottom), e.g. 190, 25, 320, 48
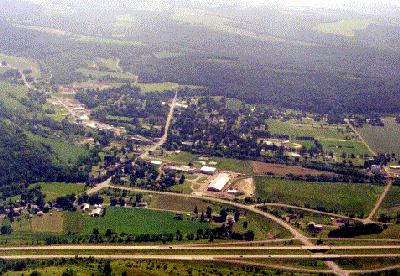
255, 177, 383, 217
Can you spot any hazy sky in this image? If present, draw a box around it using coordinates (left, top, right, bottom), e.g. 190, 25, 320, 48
196, 0, 400, 14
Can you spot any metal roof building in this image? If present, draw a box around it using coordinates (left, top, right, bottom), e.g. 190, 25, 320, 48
208, 173, 230, 192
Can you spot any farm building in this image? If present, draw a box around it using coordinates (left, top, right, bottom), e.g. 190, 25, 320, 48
208, 173, 230, 192
150, 160, 163, 165
201, 166, 217, 175
164, 165, 195, 174
90, 208, 102, 217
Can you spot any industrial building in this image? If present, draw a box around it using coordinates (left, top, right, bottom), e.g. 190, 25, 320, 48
201, 166, 217, 175
207, 173, 230, 192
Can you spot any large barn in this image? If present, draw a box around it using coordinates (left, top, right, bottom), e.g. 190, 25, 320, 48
207, 173, 230, 192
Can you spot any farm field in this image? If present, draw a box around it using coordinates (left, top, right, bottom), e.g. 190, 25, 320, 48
377, 186, 400, 217
255, 177, 383, 217
252, 161, 336, 176
137, 82, 202, 93
357, 117, 400, 156
82, 207, 209, 235
163, 151, 253, 174
32, 182, 86, 201
148, 194, 214, 213
313, 19, 373, 36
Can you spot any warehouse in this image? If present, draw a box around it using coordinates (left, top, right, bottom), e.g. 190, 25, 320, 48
207, 173, 230, 192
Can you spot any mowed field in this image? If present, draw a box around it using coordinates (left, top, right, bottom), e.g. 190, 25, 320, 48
82, 207, 209, 235
252, 161, 336, 176
255, 177, 383, 217
33, 182, 86, 201
357, 117, 400, 156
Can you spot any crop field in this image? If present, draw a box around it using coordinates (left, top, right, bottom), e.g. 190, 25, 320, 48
31, 212, 64, 233
0, 53, 41, 77
27, 133, 90, 166
255, 177, 383, 217
149, 194, 213, 212
83, 207, 209, 235
378, 186, 400, 216
32, 182, 86, 201
163, 151, 252, 174
313, 19, 373, 37
357, 117, 400, 156
266, 119, 347, 140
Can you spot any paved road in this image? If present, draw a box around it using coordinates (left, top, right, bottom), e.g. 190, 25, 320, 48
140, 90, 177, 159
1, 254, 399, 260
363, 179, 393, 224
106, 185, 345, 275
3, 245, 400, 251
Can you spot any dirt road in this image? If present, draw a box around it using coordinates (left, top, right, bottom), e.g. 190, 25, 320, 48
363, 179, 393, 224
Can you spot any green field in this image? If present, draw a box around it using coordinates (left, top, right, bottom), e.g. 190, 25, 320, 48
255, 177, 383, 217
314, 19, 373, 36
82, 207, 209, 235
357, 117, 400, 156
33, 182, 86, 201
94, 57, 122, 72
266, 119, 346, 140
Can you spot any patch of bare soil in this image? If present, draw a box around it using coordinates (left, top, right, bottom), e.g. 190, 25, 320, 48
231, 177, 255, 197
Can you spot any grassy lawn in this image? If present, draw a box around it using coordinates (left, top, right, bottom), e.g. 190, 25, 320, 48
255, 177, 383, 217
358, 117, 400, 156
32, 182, 86, 201
82, 207, 209, 235
314, 19, 373, 37
163, 151, 252, 174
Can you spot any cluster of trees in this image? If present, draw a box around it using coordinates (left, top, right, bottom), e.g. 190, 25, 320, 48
76, 85, 169, 137
328, 223, 384, 238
